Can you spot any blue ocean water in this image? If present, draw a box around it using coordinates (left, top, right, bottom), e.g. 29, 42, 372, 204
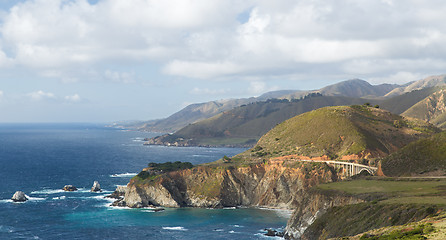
0, 124, 289, 239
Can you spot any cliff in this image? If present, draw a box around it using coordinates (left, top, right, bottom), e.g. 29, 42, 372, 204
117, 160, 338, 209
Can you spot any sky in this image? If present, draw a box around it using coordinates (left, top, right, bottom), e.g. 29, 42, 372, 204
0, 0, 446, 122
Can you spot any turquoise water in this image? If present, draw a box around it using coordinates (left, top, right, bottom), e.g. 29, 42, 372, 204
0, 124, 289, 239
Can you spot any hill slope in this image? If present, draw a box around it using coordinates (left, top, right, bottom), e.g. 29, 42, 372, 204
402, 88, 446, 129
144, 96, 377, 147
386, 74, 446, 97
379, 87, 444, 114
242, 105, 439, 161
382, 131, 446, 176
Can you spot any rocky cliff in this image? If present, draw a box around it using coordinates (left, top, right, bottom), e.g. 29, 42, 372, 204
284, 191, 363, 239
118, 160, 338, 209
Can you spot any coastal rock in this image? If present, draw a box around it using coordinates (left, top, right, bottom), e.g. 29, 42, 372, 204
106, 185, 127, 199
11, 191, 28, 202
284, 192, 363, 240
63, 185, 77, 191
264, 229, 284, 237
91, 181, 101, 192
123, 160, 337, 209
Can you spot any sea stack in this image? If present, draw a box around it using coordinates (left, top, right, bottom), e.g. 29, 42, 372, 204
11, 191, 28, 202
91, 181, 101, 192
63, 185, 77, 191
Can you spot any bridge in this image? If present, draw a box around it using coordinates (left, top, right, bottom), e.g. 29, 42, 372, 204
296, 159, 378, 177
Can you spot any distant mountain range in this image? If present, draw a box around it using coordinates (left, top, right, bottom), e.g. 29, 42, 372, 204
112, 74, 446, 147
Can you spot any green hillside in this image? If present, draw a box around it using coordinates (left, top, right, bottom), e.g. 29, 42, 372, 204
145, 96, 377, 147
380, 87, 444, 114
402, 88, 446, 129
382, 131, 446, 176
244, 105, 439, 160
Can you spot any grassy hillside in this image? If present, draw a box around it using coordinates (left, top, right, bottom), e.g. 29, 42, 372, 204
386, 74, 446, 97
379, 87, 444, 114
305, 178, 446, 239
381, 132, 446, 177
243, 105, 439, 161
402, 88, 446, 129
145, 96, 377, 147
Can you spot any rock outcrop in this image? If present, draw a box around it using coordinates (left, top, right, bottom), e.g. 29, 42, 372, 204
91, 181, 101, 192
284, 191, 363, 239
63, 185, 77, 191
119, 160, 337, 209
11, 191, 28, 202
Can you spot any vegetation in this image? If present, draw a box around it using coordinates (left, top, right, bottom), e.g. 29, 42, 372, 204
147, 161, 194, 172
359, 223, 435, 239
382, 132, 446, 176
402, 88, 446, 129
148, 96, 376, 147
379, 87, 444, 114
303, 203, 441, 240
305, 178, 446, 239
239, 106, 438, 161
317, 178, 446, 204
134, 161, 194, 181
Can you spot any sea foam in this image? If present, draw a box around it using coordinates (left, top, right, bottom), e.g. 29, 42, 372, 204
110, 173, 137, 178
162, 226, 188, 231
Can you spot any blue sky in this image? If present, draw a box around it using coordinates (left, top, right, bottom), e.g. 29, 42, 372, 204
0, 0, 445, 122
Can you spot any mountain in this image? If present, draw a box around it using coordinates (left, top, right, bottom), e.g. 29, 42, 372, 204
385, 74, 446, 97
379, 86, 443, 114
382, 131, 446, 176
137, 98, 257, 133
144, 96, 378, 147
401, 88, 446, 128
245, 105, 439, 160
126, 78, 405, 133
284, 79, 400, 99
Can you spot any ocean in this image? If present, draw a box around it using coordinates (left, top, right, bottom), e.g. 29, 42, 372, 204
0, 123, 289, 239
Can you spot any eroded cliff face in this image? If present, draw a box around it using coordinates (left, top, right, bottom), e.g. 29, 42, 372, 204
117, 161, 363, 239
120, 161, 337, 209
284, 192, 363, 239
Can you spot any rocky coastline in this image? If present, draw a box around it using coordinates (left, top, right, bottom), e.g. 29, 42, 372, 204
112, 160, 367, 239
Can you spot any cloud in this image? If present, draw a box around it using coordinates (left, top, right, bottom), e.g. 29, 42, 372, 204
64, 94, 81, 102
27, 90, 56, 101
190, 87, 228, 95
0, 0, 446, 84
104, 70, 135, 84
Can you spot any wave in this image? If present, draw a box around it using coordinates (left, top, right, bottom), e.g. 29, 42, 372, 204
31, 189, 65, 194
0, 199, 13, 203
24, 195, 46, 201
162, 226, 188, 231
110, 173, 137, 178
213, 229, 224, 232
231, 224, 243, 228
52, 196, 66, 200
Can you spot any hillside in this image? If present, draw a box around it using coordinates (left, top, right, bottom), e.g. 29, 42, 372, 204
116, 78, 405, 133
381, 131, 446, 176
379, 86, 443, 114
238, 105, 439, 161
402, 88, 446, 128
144, 96, 377, 147
386, 74, 446, 97
284, 79, 399, 100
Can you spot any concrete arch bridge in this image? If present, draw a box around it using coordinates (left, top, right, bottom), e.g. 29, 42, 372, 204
298, 159, 378, 177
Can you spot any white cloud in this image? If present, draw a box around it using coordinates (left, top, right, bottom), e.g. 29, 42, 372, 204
64, 94, 81, 102
190, 87, 228, 95
27, 90, 56, 101
0, 0, 446, 83
0, 90, 3, 99
104, 70, 135, 84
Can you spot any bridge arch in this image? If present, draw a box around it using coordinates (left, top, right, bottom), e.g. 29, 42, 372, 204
358, 168, 374, 175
